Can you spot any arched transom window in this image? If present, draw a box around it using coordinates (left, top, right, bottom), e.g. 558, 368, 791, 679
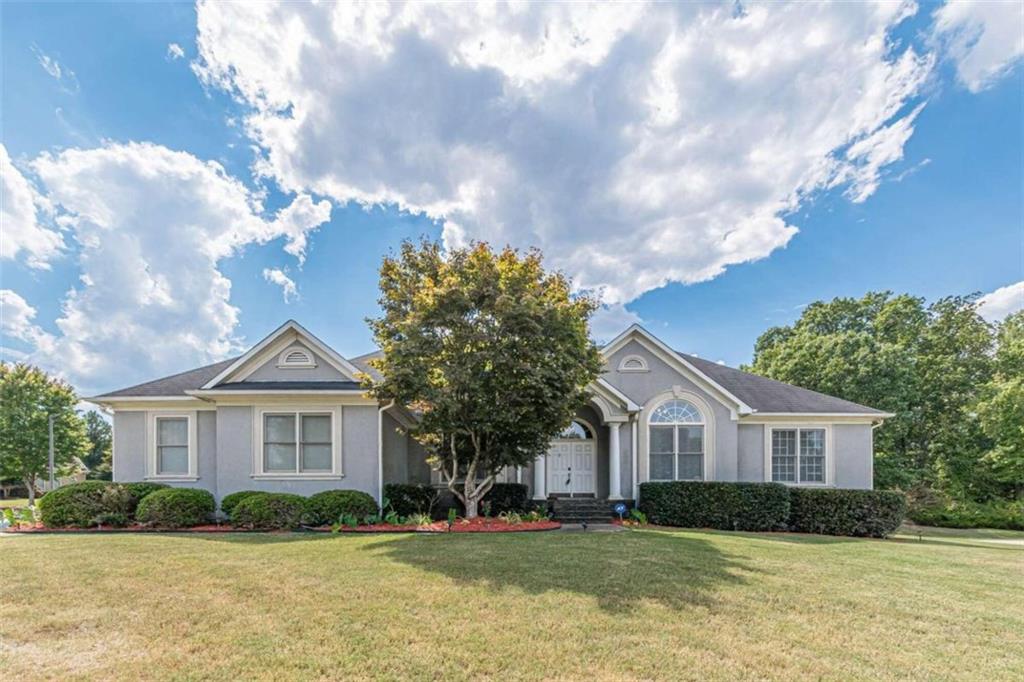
558, 420, 593, 440
649, 399, 705, 481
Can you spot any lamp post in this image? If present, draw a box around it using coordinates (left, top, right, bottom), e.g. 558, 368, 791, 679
48, 414, 56, 492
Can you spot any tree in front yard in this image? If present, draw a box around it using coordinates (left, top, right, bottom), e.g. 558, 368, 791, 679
0, 363, 90, 505
81, 409, 113, 480
367, 241, 603, 518
976, 312, 1024, 499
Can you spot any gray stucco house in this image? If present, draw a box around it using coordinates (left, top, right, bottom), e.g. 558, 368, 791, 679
89, 321, 891, 508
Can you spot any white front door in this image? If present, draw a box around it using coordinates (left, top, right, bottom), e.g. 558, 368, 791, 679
547, 439, 596, 496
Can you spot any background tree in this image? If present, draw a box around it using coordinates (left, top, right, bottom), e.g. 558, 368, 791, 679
747, 292, 996, 498
976, 312, 1024, 498
367, 241, 603, 518
0, 363, 90, 505
81, 410, 113, 480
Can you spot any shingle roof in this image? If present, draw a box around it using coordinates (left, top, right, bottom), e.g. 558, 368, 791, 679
678, 352, 885, 415
206, 381, 362, 391
93, 357, 239, 398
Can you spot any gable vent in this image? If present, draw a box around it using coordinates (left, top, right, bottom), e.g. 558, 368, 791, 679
277, 346, 316, 369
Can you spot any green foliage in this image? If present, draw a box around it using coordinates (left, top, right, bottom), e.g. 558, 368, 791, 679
447, 507, 457, 525
639, 482, 791, 532
628, 509, 648, 525
230, 492, 307, 530
366, 240, 603, 517
498, 510, 522, 525
747, 292, 999, 500
482, 483, 529, 515
304, 489, 379, 526
975, 312, 1024, 496
0, 363, 91, 504
119, 482, 170, 513
38, 481, 112, 527
908, 499, 1023, 531
220, 490, 264, 517
136, 488, 215, 528
383, 483, 439, 517
81, 410, 112, 480
788, 488, 906, 537
407, 512, 433, 527
523, 509, 548, 522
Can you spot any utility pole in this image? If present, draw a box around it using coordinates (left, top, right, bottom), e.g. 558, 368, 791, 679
48, 414, 56, 492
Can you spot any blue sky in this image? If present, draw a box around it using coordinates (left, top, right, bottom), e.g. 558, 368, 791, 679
1, 1, 1021, 395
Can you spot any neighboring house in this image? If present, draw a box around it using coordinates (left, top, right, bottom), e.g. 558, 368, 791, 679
88, 321, 891, 507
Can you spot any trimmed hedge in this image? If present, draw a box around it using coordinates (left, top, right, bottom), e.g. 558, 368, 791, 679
38, 481, 112, 527
231, 492, 307, 530
908, 500, 1023, 531
639, 481, 790, 531
384, 483, 439, 517
136, 488, 215, 528
788, 488, 906, 537
120, 482, 170, 514
639, 482, 907, 537
482, 483, 529, 515
220, 490, 264, 517
305, 490, 379, 525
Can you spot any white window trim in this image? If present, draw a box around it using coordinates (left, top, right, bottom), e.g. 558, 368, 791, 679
640, 389, 716, 483
617, 354, 649, 373
146, 411, 198, 481
252, 405, 343, 479
276, 345, 317, 369
763, 424, 834, 487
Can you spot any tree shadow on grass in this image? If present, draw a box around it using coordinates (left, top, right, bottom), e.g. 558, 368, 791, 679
359, 528, 758, 614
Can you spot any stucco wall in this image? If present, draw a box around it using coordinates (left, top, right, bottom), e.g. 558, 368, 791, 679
241, 342, 350, 382
381, 413, 407, 484
736, 423, 764, 482
833, 423, 874, 489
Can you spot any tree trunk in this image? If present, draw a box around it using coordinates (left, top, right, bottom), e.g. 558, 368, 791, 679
24, 477, 35, 506
464, 496, 478, 519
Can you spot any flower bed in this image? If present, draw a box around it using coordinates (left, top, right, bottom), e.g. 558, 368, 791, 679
5, 518, 561, 534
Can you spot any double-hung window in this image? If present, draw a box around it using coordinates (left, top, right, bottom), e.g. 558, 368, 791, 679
771, 427, 826, 484
148, 412, 196, 479
261, 411, 335, 475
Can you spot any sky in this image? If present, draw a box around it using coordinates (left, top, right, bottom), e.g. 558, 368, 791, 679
1, 1, 1022, 397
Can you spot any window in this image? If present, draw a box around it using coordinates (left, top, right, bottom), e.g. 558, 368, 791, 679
771, 428, 826, 484
156, 417, 189, 475
617, 354, 649, 372
276, 345, 316, 369
261, 411, 334, 474
648, 399, 705, 481
558, 421, 593, 439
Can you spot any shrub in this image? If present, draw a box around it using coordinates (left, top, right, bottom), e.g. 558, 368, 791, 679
639, 481, 791, 531
220, 490, 265, 517
231, 492, 307, 530
120, 482, 170, 513
383, 483, 439, 517
38, 481, 112, 528
909, 500, 1023, 531
788, 488, 906, 537
305, 490, 379, 526
482, 483, 529, 515
136, 488, 215, 528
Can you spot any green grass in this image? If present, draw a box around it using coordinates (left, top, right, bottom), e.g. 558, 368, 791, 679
0, 498, 29, 509
2, 525, 1021, 680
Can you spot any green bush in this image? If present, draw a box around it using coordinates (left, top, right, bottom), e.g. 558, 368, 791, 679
136, 488, 215, 528
788, 488, 906, 537
909, 500, 1023, 531
120, 482, 170, 510
305, 489, 378, 526
220, 490, 265, 517
384, 483, 439, 517
38, 481, 112, 527
231, 492, 307, 530
482, 483, 529, 515
639, 481, 790, 531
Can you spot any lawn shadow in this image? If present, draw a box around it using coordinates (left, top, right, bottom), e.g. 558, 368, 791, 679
360, 527, 757, 613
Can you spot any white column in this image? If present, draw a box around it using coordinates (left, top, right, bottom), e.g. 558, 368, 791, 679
532, 454, 546, 500
608, 422, 622, 500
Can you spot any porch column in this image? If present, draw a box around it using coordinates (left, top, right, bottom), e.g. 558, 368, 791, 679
608, 422, 622, 500
532, 454, 546, 500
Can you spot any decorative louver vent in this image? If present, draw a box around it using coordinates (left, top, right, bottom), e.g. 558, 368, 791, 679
277, 346, 316, 368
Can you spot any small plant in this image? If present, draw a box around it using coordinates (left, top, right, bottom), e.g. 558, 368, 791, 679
523, 509, 548, 522
481, 500, 492, 518
383, 510, 404, 525
447, 507, 457, 526
498, 511, 523, 525
340, 513, 359, 528
628, 508, 648, 525
363, 514, 381, 525
407, 512, 432, 527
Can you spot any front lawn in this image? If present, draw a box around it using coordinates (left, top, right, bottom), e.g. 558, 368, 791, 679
2, 526, 1021, 680
0, 497, 29, 509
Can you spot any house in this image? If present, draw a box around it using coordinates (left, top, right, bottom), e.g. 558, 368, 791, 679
88, 320, 891, 510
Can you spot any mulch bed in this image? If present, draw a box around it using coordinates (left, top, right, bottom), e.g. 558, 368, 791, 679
4, 518, 562, 534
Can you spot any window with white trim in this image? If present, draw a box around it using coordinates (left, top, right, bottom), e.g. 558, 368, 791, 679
649, 399, 705, 481
771, 428, 826, 484
262, 412, 333, 473
155, 417, 189, 475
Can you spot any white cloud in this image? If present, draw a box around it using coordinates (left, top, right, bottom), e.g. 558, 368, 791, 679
1, 144, 63, 269
932, 0, 1024, 92
194, 1, 935, 305
19, 142, 329, 391
978, 281, 1024, 322
167, 43, 186, 60
31, 45, 79, 94
590, 303, 643, 343
263, 268, 298, 302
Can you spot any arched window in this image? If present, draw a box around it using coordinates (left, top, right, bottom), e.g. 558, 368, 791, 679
558, 420, 593, 440
649, 399, 704, 481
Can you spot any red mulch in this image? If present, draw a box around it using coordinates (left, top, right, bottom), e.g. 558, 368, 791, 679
4, 518, 561, 534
